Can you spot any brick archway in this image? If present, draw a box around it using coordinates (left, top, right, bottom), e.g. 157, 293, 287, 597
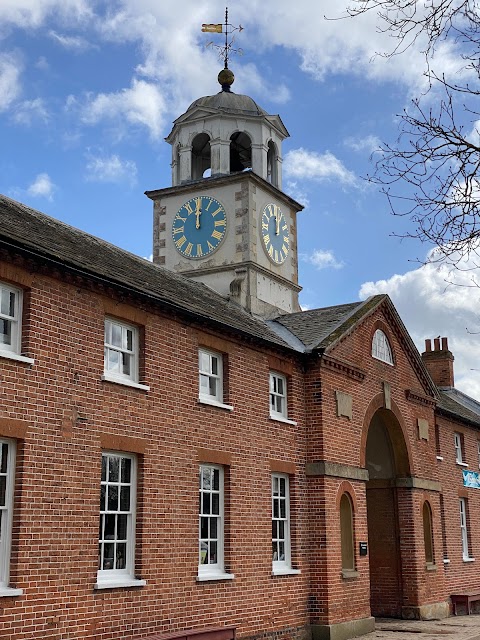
363, 401, 412, 619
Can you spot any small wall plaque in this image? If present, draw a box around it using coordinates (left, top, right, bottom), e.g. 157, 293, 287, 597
359, 542, 368, 556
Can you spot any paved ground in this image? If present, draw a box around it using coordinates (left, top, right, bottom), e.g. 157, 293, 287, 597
363, 615, 480, 640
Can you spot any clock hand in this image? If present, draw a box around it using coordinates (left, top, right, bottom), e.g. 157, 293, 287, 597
275, 211, 280, 235
195, 199, 201, 229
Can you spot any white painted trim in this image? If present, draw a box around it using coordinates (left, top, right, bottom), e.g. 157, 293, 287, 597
101, 374, 150, 391
463, 557, 476, 563
436, 456, 444, 461
0, 351, 34, 365
94, 578, 146, 590
198, 397, 233, 411
443, 558, 450, 564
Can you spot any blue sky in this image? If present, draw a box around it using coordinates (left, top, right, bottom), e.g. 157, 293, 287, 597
1, 0, 480, 396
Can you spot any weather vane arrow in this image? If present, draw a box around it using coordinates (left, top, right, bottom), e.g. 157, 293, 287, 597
202, 7, 243, 70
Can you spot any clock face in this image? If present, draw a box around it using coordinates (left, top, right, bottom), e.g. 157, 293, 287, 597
172, 196, 227, 259
260, 203, 289, 265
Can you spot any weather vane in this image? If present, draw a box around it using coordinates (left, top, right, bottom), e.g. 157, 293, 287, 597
202, 7, 243, 70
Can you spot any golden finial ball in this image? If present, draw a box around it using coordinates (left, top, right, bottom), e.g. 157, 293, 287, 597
218, 68, 235, 87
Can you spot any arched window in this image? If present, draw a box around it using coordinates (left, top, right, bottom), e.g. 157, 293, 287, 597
423, 501, 434, 564
267, 141, 278, 186
230, 132, 252, 173
372, 329, 394, 365
191, 133, 211, 180
340, 493, 355, 571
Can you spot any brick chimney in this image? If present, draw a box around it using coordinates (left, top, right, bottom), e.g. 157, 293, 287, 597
421, 337, 455, 388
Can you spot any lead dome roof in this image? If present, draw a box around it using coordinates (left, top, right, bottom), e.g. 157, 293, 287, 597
186, 90, 268, 117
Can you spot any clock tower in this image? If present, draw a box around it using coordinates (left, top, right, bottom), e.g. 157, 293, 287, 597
146, 69, 303, 318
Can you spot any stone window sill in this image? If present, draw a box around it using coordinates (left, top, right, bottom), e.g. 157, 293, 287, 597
0, 351, 34, 365
342, 569, 359, 579
457, 461, 468, 467
94, 578, 146, 590
196, 572, 235, 582
272, 568, 301, 576
426, 563, 437, 571
269, 415, 298, 426
101, 373, 150, 392
198, 397, 234, 411
463, 557, 475, 563
0, 587, 23, 597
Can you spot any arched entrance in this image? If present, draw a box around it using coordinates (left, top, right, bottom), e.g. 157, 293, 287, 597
365, 408, 410, 618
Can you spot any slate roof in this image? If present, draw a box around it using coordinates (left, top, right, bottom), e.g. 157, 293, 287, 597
0, 194, 294, 350
437, 388, 480, 429
275, 297, 385, 352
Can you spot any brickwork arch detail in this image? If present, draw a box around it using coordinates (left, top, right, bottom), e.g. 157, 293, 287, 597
360, 393, 413, 477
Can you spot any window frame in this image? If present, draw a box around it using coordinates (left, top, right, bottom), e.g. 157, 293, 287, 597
454, 432, 466, 465
0, 283, 32, 365
269, 371, 296, 425
103, 318, 149, 390
371, 329, 394, 365
272, 473, 299, 575
459, 497, 472, 561
198, 348, 231, 409
198, 464, 232, 580
0, 439, 21, 596
96, 451, 144, 589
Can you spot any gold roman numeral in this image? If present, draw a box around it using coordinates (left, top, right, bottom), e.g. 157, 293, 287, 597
184, 242, 193, 257
211, 229, 223, 240
184, 201, 194, 215
214, 219, 226, 228
175, 235, 187, 249
197, 244, 203, 257
211, 206, 224, 217
173, 225, 184, 235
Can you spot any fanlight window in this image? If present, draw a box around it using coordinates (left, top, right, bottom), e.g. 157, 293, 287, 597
372, 329, 394, 365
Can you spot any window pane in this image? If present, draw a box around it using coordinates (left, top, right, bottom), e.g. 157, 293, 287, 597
210, 517, 217, 538
212, 493, 219, 515
208, 377, 217, 397
211, 356, 218, 375
103, 544, 114, 570
0, 319, 11, 345
212, 469, 219, 491
122, 352, 131, 376
0, 476, 6, 505
117, 514, 127, 540
100, 485, 106, 511
116, 543, 126, 569
0, 443, 7, 474
209, 541, 217, 564
200, 517, 208, 539
120, 486, 130, 511
111, 323, 122, 347
121, 458, 131, 483
107, 486, 118, 511
108, 457, 119, 482
101, 455, 107, 482
104, 514, 116, 539
124, 329, 133, 351
202, 492, 211, 514
107, 349, 120, 371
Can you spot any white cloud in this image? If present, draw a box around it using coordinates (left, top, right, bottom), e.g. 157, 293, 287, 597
0, 52, 22, 111
0, 0, 93, 29
48, 30, 94, 51
284, 148, 358, 186
27, 173, 55, 200
13, 98, 49, 125
301, 249, 345, 270
359, 249, 480, 399
81, 78, 166, 139
344, 135, 381, 154
85, 153, 137, 185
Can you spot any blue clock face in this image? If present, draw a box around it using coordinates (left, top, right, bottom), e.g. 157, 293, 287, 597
172, 196, 227, 259
261, 203, 290, 265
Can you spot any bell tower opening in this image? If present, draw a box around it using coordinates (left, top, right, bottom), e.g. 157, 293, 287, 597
192, 133, 211, 181
267, 140, 278, 186
229, 131, 252, 173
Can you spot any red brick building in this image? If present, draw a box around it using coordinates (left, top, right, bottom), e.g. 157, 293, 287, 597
1, 73, 480, 640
